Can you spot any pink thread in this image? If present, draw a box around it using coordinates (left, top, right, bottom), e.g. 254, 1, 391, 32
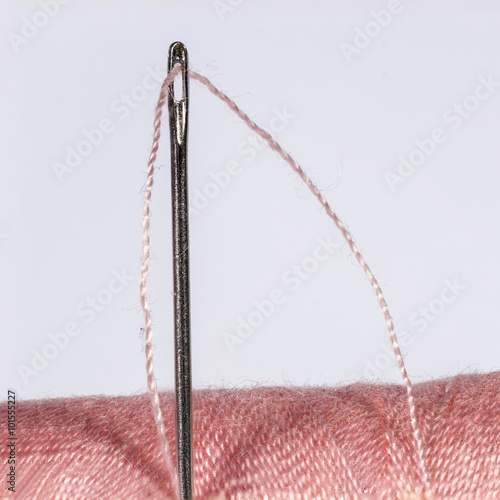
141, 64, 431, 494
2, 62, 496, 500
189, 71, 431, 491
140, 64, 182, 499
188, 70, 430, 491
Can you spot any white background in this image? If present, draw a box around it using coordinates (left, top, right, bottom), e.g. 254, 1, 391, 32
1, 0, 499, 401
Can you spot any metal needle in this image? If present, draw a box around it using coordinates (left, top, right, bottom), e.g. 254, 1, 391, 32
167, 41, 192, 500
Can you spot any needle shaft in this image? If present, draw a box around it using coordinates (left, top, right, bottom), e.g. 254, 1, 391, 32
167, 41, 192, 500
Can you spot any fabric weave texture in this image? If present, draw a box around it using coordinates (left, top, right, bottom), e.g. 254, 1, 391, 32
4, 371, 499, 499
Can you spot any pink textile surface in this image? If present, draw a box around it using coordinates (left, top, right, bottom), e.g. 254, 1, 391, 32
3, 371, 499, 499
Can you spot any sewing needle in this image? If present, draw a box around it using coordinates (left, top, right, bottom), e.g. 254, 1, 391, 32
167, 41, 193, 500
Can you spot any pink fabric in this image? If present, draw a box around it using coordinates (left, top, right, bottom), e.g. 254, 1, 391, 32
5, 371, 500, 499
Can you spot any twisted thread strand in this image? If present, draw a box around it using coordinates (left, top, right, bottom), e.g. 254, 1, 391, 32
189, 70, 432, 493
140, 64, 182, 499
141, 66, 432, 496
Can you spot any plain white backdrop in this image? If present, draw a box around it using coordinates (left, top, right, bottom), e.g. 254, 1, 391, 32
1, 0, 499, 401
